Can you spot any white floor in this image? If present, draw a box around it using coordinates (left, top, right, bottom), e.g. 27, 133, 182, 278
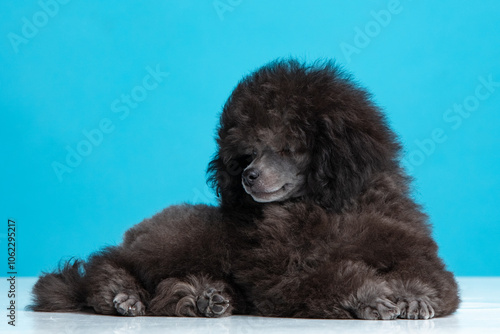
1, 277, 499, 334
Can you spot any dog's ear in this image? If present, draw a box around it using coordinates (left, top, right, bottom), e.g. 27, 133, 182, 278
307, 113, 399, 212
207, 152, 249, 209
207, 154, 222, 199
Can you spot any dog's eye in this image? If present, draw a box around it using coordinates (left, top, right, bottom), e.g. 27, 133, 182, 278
279, 147, 292, 156
252, 150, 258, 157
236, 155, 253, 168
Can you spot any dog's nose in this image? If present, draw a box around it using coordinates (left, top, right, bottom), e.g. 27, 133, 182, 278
242, 168, 260, 186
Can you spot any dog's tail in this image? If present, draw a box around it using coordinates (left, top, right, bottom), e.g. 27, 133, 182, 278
28, 259, 87, 312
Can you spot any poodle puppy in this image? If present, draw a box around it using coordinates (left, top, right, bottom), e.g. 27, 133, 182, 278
30, 59, 459, 320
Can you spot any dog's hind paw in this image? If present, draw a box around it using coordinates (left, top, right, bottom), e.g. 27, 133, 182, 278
196, 287, 230, 317
148, 276, 233, 317
113, 293, 146, 316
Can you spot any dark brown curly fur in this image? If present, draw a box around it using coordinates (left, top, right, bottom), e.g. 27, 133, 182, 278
30, 59, 459, 319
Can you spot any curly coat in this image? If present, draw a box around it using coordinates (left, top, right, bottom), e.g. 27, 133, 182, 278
30, 59, 459, 320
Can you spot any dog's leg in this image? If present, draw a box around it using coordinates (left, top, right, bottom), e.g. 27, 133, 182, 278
331, 262, 458, 320
148, 275, 233, 317
86, 264, 148, 316
248, 258, 400, 319
84, 249, 149, 316
287, 260, 401, 320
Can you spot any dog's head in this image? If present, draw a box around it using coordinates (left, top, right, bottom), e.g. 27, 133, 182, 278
241, 145, 305, 203
208, 59, 400, 211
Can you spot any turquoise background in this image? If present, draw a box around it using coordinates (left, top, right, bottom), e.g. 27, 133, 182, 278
1, 0, 499, 276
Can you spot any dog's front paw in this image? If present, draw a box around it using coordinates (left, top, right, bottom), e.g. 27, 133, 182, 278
113, 293, 146, 316
397, 297, 435, 319
357, 297, 400, 320
196, 287, 230, 317
345, 280, 400, 320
